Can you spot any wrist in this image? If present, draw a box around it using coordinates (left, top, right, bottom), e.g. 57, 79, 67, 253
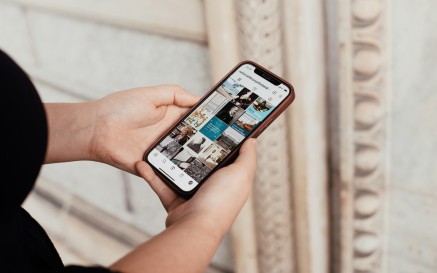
167, 210, 230, 242
44, 102, 97, 163
181, 216, 227, 245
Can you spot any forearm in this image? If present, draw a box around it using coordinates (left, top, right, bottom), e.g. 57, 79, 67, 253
109, 217, 224, 273
44, 102, 97, 163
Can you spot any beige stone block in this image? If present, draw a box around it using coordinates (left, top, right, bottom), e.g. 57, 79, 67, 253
39, 162, 130, 224
0, 2, 35, 67
387, 190, 437, 272
25, 9, 213, 100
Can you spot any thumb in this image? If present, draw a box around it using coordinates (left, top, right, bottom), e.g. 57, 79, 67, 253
135, 160, 179, 211
230, 138, 257, 174
147, 85, 200, 107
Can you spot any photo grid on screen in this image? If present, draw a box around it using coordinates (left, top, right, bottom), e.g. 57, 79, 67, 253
156, 77, 276, 182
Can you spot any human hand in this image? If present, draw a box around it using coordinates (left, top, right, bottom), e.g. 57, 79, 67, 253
135, 138, 257, 237
89, 85, 199, 174
109, 142, 256, 273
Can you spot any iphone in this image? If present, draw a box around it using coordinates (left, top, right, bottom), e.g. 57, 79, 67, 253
144, 60, 295, 198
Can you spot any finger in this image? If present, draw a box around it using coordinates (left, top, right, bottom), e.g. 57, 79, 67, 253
175, 106, 191, 119
161, 106, 193, 132
143, 105, 190, 145
231, 138, 256, 172
153, 105, 191, 136
226, 138, 257, 181
135, 160, 178, 211
195, 139, 257, 203
160, 105, 191, 124
148, 85, 200, 107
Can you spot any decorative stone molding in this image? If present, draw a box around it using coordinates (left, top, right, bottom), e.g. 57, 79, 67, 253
203, 1, 259, 272
282, 0, 329, 272
333, 0, 390, 272
236, 1, 296, 273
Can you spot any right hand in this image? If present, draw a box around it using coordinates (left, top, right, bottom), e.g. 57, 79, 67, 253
135, 138, 257, 237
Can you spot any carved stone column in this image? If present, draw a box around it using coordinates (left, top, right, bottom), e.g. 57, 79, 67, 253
204, 1, 260, 273
236, 1, 296, 273
282, 0, 329, 272
206, 1, 329, 272
331, 0, 391, 272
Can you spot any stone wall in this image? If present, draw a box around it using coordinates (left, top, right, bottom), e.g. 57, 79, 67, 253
328, 0, 437, 272
2, 1, 436, 272
388, 0, 437, 271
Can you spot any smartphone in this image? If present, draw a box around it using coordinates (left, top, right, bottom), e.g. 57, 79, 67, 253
143, 60, 295, 198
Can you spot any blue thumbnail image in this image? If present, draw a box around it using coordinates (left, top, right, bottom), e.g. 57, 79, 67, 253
231, 122, 250, 137
246, 101, 274, 121
230, 112, 260, 137
200, 117, 228, 141
222, 79, 242, 94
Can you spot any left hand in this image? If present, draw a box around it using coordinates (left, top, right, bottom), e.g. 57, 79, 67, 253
90, 85, 199, 175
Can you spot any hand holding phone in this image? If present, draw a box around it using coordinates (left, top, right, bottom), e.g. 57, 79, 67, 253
144, 61, 295, 198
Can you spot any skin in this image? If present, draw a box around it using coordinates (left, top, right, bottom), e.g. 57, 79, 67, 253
43, 85, 257, 273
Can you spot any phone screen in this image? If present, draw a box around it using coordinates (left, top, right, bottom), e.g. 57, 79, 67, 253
146, 63, 291, 192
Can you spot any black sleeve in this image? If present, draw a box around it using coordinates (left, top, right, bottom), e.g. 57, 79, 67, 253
66, 265, 121, 273
0, 48, 48, 219
0, 49, 122, 273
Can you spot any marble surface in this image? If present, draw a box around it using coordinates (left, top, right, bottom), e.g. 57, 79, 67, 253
0, 2, 35, 67
3, 0, 436, 272
389, 0, 437, 271
25, 9, 212, 99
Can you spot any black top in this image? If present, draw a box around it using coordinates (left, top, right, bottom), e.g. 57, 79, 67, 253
0, 49, 117, 273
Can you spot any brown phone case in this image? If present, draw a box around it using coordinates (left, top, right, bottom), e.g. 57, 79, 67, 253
143, 60, 295, 199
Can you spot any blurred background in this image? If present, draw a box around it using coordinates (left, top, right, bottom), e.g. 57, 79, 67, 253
1, 0, 436, 273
